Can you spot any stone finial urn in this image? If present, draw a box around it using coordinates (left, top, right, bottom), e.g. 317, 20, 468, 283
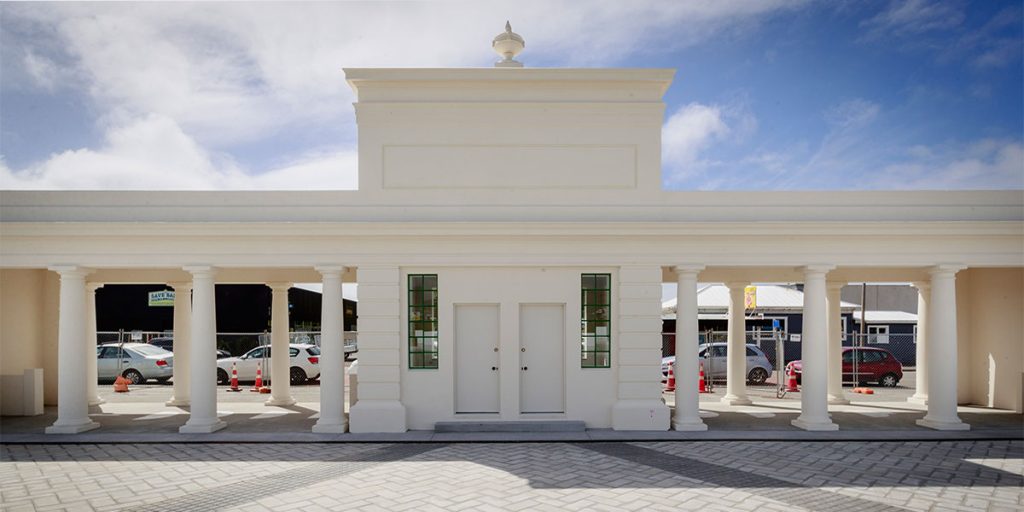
492, 21, 524, 67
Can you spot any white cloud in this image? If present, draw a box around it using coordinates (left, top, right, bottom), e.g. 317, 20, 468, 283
861, 0, 964, 39
661, 103, 733, 185
0, 115, 357, 190
872, 139, 1024, 189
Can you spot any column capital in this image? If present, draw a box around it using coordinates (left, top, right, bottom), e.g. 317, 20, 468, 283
802, 264, 835, 275
86, 282, 104, 292
167, 281, 193, 291
267, 282, 293, 292
315, 265, 347, 278
724, 281, 748, 291
825, 281, 845, 292
911, 281, 931, 291
48, 265, 91, 279
673, 264, 705, 275
183, 265, 217, 277
929, 264, 965, 278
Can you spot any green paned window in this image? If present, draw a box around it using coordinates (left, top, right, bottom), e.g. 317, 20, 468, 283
408, 274, 439, 369
581, 273, 611, 368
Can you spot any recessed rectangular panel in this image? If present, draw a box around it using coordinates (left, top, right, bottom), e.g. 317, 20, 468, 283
520, 304, 565, 414
383, 145, 636, 189
454, 304, 500, 414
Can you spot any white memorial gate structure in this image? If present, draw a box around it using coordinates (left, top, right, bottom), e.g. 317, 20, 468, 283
1, 26, 1022, 434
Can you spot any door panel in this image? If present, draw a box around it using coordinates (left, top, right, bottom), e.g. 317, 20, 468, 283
455, 304, 500, 413
520, 304, 565, 414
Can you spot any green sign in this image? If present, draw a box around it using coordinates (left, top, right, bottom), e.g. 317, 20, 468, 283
148, 290, 175, 307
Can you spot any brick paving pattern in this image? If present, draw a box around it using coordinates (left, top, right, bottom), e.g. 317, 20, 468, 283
1, 440, 1020, 511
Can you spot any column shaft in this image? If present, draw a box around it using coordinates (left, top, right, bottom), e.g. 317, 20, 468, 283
86, 283, 104, 406
908, 282, 929, 405
266, 283, 295, 406
166, 283, 192, 407
917, 266, 969, 430
46, 267, 100, 434
673, 266, 706, 431
826, 282, 848, 405
721, 282, 751, 406
792, 266, 838, 431
179, 266, 225, 433
314, 267, 347, 433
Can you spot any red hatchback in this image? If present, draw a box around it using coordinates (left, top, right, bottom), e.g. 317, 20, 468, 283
786, 347, 904, 387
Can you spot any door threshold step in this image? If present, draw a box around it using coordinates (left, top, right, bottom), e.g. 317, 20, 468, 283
435, 420, 585, 433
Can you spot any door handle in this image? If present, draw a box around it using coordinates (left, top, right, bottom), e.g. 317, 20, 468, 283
491, 366, 498, 371
123, 360, 130, 364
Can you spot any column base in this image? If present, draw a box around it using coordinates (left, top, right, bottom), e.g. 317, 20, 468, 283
907, 394, 929, 405
165, 397, 190, 407
46, 420, 100, 434
720, 394, 753, 406
791, 416, 839, 431
672, 419, 708, 432
916, 417, 969, 431
349, 400, 406, 433
827, 394, 850, 405
612, 400, 670, 431
88, 397, 106, 406
265, 396, 297, 407
312, 419, 349, 434
179, 419, 227, 434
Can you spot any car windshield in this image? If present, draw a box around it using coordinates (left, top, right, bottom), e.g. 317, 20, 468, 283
130, 345, 171, 357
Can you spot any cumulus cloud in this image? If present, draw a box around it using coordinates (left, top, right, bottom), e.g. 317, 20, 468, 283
0, 1, 805, 190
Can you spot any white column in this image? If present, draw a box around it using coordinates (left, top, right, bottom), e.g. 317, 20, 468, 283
46, 266, 100, 434
349, 265, 407, 433
826, 281, 849, 405
917, 265, 969, 430
266, 282, 296, 406
673, 265, 707, 431
908, 281, 929, 405
721, 282, 751, 406
313, 267, 347, 433
792, 265, 838, 431
86, 283, 104, 406
166, 282, 192, 407
612, 265, 670, 430
179, 266, 226, 433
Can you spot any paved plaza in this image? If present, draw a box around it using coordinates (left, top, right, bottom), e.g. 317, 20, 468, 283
1, 440, 1021, 511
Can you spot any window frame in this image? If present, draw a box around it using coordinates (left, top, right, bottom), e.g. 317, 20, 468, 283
867, 325, 890, 344
580, 273, 612, 368
408, 274, 439, 369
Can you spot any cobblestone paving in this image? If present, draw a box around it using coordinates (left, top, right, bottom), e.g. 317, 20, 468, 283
1, 441, 1020, 511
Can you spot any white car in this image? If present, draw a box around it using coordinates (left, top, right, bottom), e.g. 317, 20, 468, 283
97, 343, 174, 384
216, 343, 321, 385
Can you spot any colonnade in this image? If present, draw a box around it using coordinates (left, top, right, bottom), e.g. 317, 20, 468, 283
46, 263, 968, 434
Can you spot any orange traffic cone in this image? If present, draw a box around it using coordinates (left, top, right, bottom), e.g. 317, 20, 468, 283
250, 362, 263, 392
227, 362, 241, 392
698, 362, 708, 393
785, 365, 800, 393
664, 362, 676, 392
113, 375, 130, 393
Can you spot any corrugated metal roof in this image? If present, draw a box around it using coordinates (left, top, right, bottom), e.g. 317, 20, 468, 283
852, 310, 918, 323
662, 284, 859, 317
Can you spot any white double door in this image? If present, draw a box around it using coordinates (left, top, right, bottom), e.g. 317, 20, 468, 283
454, 304, 564, 414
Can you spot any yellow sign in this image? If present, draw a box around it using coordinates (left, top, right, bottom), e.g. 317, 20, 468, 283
148, 290, 175, 307
744, 286, 757, 309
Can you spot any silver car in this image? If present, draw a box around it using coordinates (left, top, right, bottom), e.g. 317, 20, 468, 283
661, 343, 773, 384
97, 343, 174, 384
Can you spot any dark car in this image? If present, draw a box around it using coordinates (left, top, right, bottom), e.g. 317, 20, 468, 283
149, 337, 231, 359
787, 347, 903, 387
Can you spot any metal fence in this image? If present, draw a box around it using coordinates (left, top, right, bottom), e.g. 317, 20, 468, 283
97, 330, 358, 357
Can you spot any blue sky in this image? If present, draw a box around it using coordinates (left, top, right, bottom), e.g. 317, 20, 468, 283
1, 0, 1021, 190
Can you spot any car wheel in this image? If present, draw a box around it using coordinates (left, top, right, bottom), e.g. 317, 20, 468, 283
289, 367, 307, 385
217, 368, 229, 385
747, 367, 769, 385
122, 369, 144, 385
879, 373, 899, 387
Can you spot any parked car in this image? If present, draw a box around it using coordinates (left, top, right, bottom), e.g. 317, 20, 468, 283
149, 337, 231, 359
96, 343, 174, 384
786, 346, 903, 387
216, 343, 321, 385
661, 343, 773, 384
